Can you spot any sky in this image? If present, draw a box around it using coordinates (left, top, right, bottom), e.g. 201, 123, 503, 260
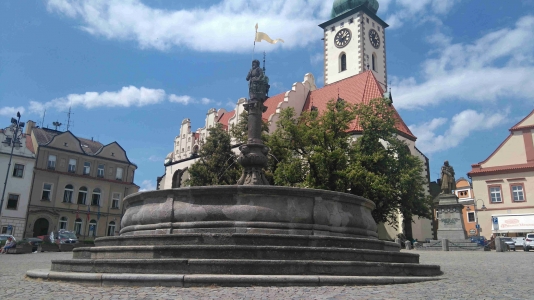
1, 0, 534, 191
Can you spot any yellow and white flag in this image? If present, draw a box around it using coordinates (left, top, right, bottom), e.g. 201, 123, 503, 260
255, 23, 284, 44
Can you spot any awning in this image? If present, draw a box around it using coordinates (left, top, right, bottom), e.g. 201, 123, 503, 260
492, 214, 534, 233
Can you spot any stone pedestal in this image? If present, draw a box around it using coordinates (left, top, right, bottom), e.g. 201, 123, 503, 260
436, 194, 466, 240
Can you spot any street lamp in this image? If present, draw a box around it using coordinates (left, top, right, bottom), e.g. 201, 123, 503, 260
467, 199, 487, 236
0, 112, 25, 219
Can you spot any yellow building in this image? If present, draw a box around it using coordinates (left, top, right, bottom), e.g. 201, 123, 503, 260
468, 109, 534, 239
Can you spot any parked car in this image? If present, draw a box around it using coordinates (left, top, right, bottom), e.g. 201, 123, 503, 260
500, 237, 516, 251
21, 237, 43, 252
54, 230, 79, 244
523, 233, 534, 252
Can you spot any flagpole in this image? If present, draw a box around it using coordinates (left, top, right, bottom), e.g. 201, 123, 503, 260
253, 23, 258, 61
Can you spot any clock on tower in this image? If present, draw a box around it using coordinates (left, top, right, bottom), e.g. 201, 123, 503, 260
319, 0, 388, 89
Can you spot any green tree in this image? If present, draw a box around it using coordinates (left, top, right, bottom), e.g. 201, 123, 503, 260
271, 97, 432, 229
186, 123, 241, 186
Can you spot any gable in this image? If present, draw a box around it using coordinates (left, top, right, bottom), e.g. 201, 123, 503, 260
511, 109, 534, 130
46, 131, 85, 154
97, 142, 129, 163
480, 131, 526, 168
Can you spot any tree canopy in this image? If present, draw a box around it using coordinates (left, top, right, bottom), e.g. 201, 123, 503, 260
186, 123, 241, 186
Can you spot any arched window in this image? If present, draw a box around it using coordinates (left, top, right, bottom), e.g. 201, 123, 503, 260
107, 221, 116, 236
89, 219, 97, 237
340, 53, 347, 72
91, 188, 101, 206
59, 216, 68, 230
372, 53, 376, 71
77, 186, 88, 205
74, 218, 83, 235
63, 184, 74, 203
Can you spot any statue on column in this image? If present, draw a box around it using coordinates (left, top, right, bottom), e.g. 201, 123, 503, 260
237, 59, 270, 185
440, 160, 456, 194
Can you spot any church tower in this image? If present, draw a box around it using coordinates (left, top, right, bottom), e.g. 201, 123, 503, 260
319, 0, 388, 89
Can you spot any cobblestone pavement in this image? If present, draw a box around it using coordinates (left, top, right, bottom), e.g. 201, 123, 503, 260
1, 250, 533, 299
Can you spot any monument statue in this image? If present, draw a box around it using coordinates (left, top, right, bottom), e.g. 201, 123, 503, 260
236, 59, 271, 185
440, 160, 456, 194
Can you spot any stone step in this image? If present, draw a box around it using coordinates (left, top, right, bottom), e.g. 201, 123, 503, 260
95, 233, 400, 252
71, 245, 419, 263
51, 258, 442, 277
26, 270, 442, 287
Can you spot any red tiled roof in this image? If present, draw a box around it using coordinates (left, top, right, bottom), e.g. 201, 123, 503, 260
302, 71, 415, 140
468, 162, 534, 177
263, 92, 286, 121
217, 110, 236, 130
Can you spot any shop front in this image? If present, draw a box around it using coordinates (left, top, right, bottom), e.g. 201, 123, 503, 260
491, 214, 534, 238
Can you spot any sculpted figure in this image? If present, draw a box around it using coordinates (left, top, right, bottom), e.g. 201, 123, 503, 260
246, 59, 266, 100
440, 160, 456, 194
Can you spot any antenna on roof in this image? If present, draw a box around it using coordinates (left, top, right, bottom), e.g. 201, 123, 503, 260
52, 121, 62, 131
41, 109, 46, 128
66, 106, 74, 131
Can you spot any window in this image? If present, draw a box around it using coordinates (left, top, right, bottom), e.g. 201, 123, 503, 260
89, 219, 97, 237
91, 188, 101, 206
42, 183, 52, 201
331, 26, 335, 32
349, 18, 353, 24
97, 164, 105, 178
107, 221, 116, 236
68, 159, 76, 173
77, 186, 88, 205
372, 53, 376, 71
511, 184, 525, 201
340, 53, 347, 72
12, 164, 24, 178
59, 217, 68, 230
83, 162, 91, 175
467, 212, 475, 222
366, 17, 369, 23
2, 226, 13, 235
48, 155, 56, 170
74, 218, 83, 235
7, 194, 19, 210
489, 186, 502, 203
111, 193, 120, 209
63, 184, 74, 203
116, 167, 123, 181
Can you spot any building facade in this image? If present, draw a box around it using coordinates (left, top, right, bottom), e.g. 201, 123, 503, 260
468, 110, 534, 239
0, 125, 36, 240
24, 122, 139, 239
454, 177, 479, 238
158, 0, 433, 242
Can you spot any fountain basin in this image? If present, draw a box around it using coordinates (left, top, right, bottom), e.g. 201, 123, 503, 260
120, 186, 378, 238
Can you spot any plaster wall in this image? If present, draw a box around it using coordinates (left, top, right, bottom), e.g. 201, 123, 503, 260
482, 131, 527, 167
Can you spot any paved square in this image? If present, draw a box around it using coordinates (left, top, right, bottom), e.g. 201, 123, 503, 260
1, 250, 532, 299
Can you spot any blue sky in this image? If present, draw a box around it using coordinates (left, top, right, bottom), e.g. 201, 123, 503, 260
1, 0, 534, 190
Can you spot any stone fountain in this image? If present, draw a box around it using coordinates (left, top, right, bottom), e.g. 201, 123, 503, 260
26, 60, 441, 287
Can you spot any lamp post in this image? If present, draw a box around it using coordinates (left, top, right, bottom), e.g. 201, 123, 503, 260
0, 112, 25, 219
474, 199, 487, 236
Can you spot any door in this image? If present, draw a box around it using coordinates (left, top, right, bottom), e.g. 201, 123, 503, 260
33, 218, 49, 237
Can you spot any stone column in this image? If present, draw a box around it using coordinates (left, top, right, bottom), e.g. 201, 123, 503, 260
442, 239, 449, 251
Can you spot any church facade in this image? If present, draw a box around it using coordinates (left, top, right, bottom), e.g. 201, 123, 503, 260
158, 0, 433, 241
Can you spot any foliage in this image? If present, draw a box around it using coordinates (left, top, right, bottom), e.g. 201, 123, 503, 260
271, 97, 432, 228
186, 123, 242, 186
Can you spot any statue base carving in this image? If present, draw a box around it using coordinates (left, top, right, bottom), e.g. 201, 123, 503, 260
436, 194, 467, 240
237, 143, 270, 185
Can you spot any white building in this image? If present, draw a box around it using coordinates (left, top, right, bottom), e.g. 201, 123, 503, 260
0, 121, 36, 240
157, 0, 433, 242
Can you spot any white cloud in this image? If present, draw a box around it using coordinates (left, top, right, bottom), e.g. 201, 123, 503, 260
0, 106, 25, 117
28, 86, 166, 115
200, 98, 212, 105
46, 0, 333, 53
394, 16, 534, 110
384, 0, 460, 29
139, 179, 156, 191
168, 94, 193, 105
148, 155, 161, 162
310, 53, 323, 65
409, 109, 508, 154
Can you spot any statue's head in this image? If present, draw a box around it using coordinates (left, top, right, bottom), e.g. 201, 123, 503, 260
444, 160, 449, 166
252, 59, 260, 68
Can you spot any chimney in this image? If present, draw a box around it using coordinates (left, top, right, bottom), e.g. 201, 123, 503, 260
25, 120, 36, 135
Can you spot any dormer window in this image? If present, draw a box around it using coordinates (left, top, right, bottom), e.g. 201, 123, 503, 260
64, 142, 68, 147
111, 152, 115, 157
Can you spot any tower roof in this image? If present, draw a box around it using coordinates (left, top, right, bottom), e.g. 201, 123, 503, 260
331, 0, 379, 18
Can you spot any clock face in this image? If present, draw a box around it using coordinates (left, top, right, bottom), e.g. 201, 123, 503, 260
334, 29, 351, 48
369, 29, 380, 49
